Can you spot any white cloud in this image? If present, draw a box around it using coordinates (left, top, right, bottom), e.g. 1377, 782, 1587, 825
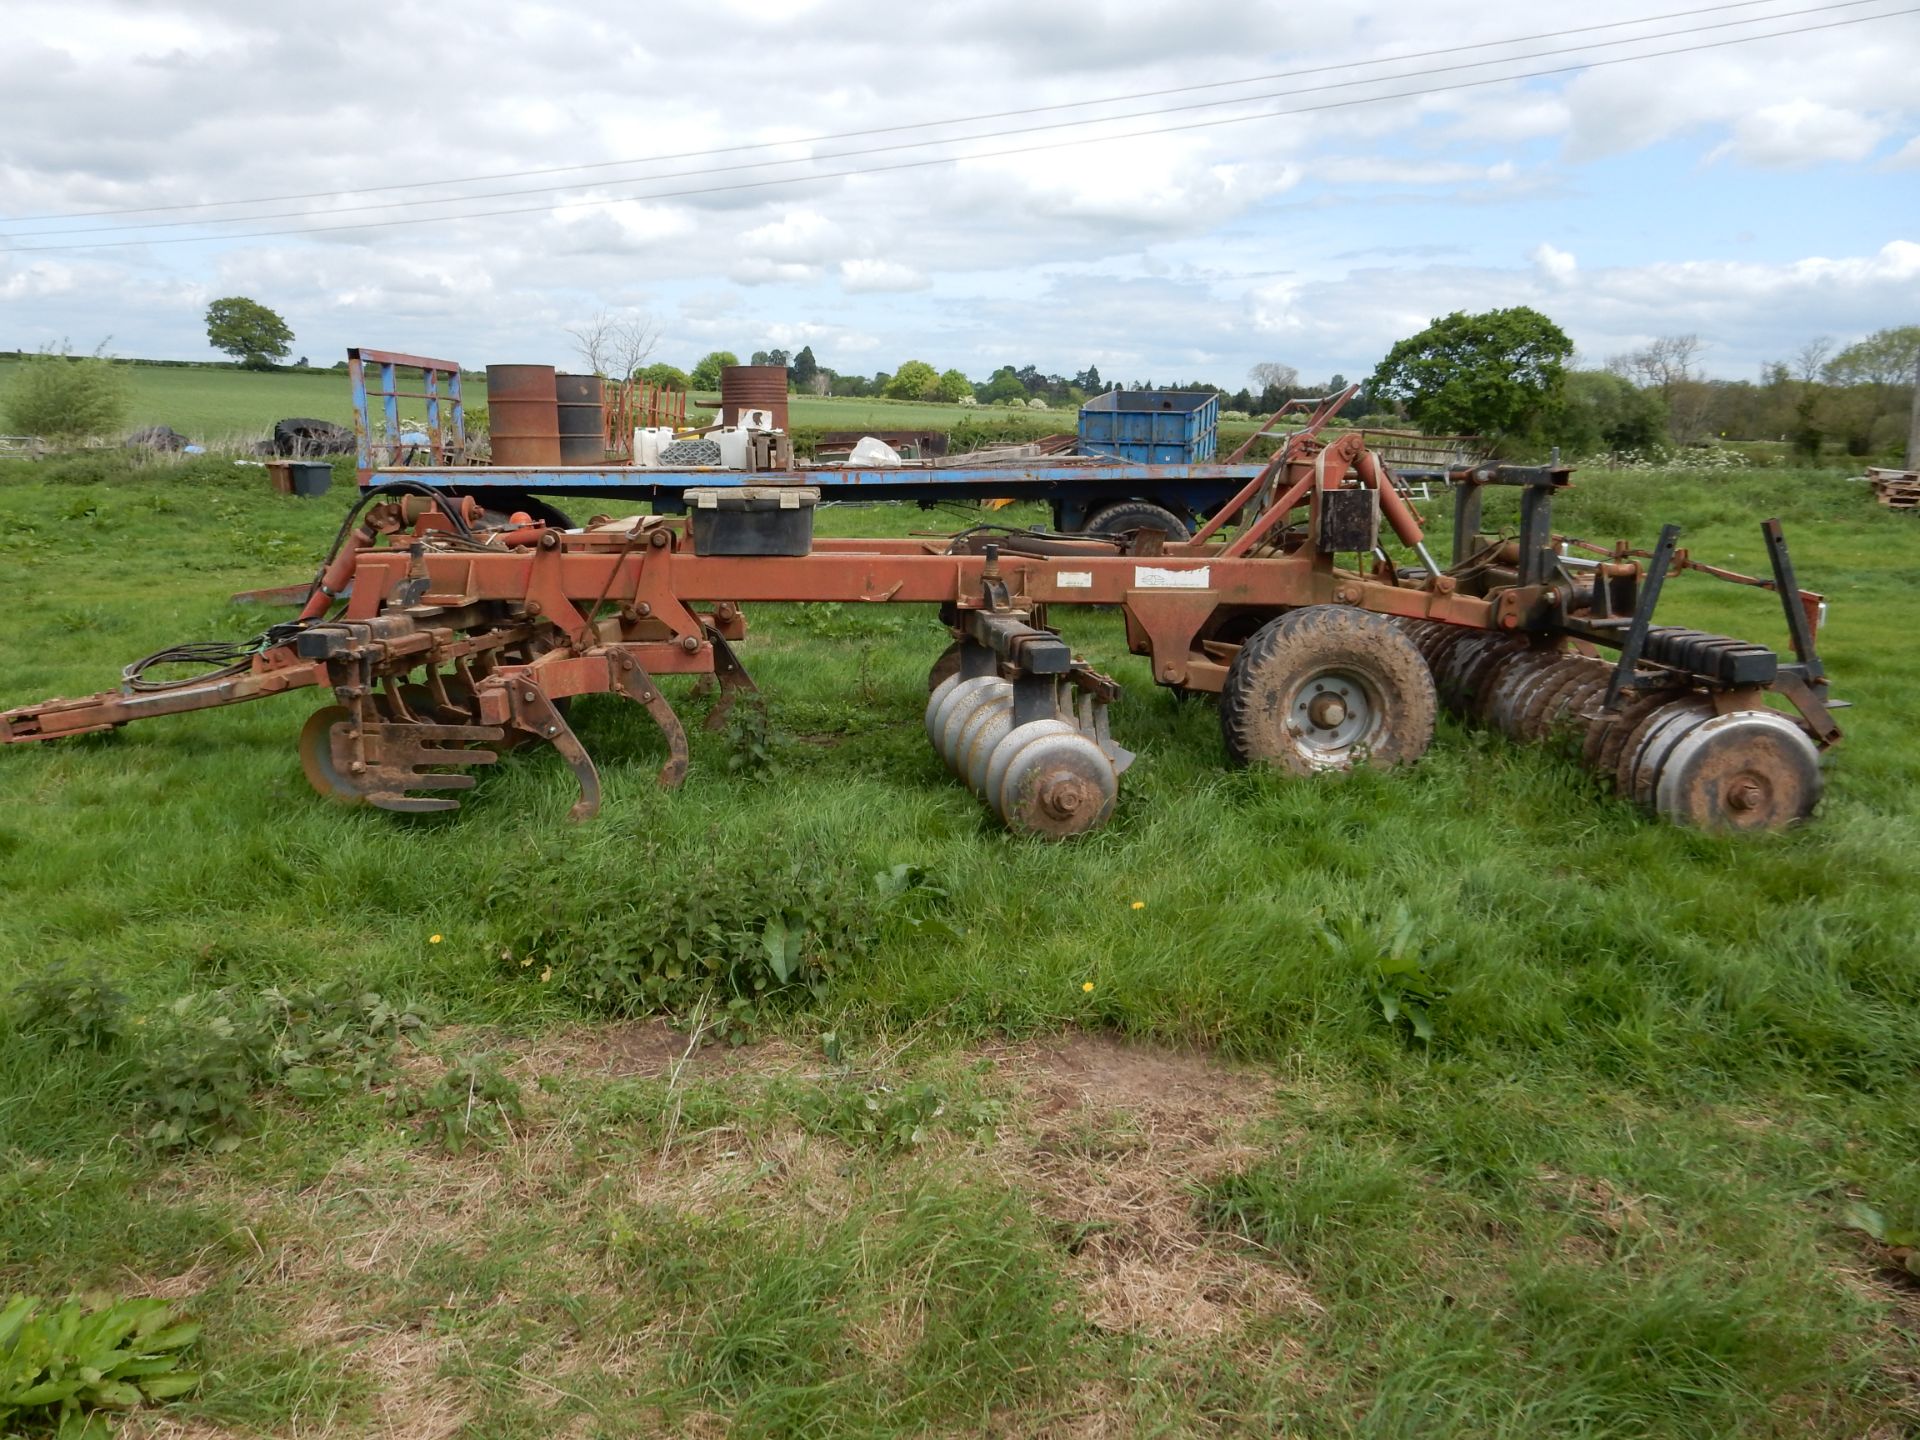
1711, 100, 1889, 169
0, 0, 1912, 385
839, 259, 929, 293
1532, 243, 1576, 285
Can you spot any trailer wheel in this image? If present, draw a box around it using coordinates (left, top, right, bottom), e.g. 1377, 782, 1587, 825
1220, 606, 1436, 774
1085, 501, 1189, 540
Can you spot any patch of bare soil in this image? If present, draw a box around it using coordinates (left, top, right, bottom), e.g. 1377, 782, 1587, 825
987, 1033, 1319, 1340
129, 1029, 1316, 1435
466, 1018, 814, 1084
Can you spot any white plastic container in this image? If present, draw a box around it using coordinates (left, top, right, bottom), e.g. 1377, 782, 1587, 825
713, 427, 750, 470
631, 426, 676, 466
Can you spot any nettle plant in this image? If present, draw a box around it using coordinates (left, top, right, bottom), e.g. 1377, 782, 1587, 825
502, 852, 875, 1042
126, 981, 430, 1152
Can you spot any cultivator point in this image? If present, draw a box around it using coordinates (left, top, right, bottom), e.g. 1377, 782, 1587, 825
1, 436, 1842, 838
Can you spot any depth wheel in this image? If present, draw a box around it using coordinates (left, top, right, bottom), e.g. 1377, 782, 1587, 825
1220, 606, 1436, 774
928, 641, 964, 694
299, 705, 368, 806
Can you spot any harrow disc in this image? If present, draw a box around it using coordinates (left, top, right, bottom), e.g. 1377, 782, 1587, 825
1652, 710, 1822, 832
987, 719, 1117, 838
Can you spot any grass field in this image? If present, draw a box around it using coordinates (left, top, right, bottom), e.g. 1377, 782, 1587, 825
0, 450, 1916, 1437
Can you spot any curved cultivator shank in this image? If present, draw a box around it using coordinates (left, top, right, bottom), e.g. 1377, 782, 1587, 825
1, 434, 1842, 838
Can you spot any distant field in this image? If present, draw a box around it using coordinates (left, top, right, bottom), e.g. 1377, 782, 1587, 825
0, 361, 370, 440
0, 363, 1089, 446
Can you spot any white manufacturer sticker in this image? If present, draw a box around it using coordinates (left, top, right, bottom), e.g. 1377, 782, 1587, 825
1056, 571, 1094, 589
1134, 565, 1211, 590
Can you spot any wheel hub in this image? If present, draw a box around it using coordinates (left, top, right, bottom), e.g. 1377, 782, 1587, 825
1289, 668, 1376, 761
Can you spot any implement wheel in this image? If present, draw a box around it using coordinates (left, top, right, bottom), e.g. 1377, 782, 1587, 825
299, 705, 368, 806
1221, 606, 1436, 774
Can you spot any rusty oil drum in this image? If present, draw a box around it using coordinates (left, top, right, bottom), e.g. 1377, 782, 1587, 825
485, 364, 561, 466
555, 373, 606, 466
720, 364, 789, 431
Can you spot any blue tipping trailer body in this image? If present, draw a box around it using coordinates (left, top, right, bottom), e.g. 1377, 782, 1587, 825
1077, 389, 1218, 464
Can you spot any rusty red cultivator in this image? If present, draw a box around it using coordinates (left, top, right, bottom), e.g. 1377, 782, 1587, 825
2, 432, 1841, 836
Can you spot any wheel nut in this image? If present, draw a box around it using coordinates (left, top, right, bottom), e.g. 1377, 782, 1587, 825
680, 635, 699, 652
1728, 778, 1762, 811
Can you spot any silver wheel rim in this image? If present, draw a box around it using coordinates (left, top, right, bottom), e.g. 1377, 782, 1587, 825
1286, 666, 1380, 764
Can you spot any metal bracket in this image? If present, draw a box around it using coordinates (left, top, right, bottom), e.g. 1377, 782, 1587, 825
1761, 518, 1824, 683
1603, 523, 1680, 713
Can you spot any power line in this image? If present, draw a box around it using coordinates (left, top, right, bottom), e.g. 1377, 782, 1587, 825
5, 6, 1910, 255
2, 0, 1884, 242
0, 0, 1856, 225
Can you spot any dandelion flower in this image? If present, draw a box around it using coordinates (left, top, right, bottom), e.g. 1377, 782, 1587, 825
1082, 982, 1095, 993
1130, 901, 1145, 911
539, 965, 553, 983
429, 934, 443, 944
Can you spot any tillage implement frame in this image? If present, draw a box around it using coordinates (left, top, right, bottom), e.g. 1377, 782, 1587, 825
2, 427, 1842, 838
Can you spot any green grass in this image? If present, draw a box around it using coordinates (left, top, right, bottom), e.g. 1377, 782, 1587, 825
0, 452, 1916, 1435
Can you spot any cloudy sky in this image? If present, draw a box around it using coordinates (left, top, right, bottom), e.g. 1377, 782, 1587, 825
2, 0, 1916, 389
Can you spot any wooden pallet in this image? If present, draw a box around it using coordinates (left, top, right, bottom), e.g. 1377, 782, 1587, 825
1867, 467, 1920, 509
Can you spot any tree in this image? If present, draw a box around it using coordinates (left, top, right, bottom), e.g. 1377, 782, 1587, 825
635, 362, 690, 391
1, 350, 130, 441
1817, 325, 1920, 455
1248, 362, 1298, 393
204, 297, 293, 370
567, 309, 659, 379
689, 351, 739, 391
1073, 364, 1104, 394
886, 360, 939, 400
935, 368, 972, 403
791, 345, 819, 389
1369, 307, 1573, 437
982, 366, 1027, 404
1551, 370, 1666, 454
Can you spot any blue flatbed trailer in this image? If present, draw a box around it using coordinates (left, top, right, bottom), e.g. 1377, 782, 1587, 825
355, 459, 1384, 531
346, 346, 1452, 530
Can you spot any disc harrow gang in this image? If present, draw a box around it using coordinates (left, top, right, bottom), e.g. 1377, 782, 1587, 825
1397, 621, 1825, 832
0, 438, 1843, 838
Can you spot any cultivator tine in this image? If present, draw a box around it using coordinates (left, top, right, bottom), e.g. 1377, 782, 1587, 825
321, 720, 504, 814
700, 627, 758, 734
505, 683, 602, 821
609, 649, 690, 789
